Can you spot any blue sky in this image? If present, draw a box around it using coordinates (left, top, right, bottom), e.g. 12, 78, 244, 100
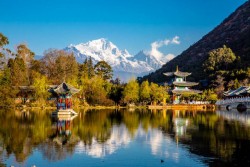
0, 0, 247, 56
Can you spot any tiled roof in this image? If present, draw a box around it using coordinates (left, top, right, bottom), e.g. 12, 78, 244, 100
224, 86, 250, 96
50, 82, 80, 95
172, 89, 202, 94
174, 71, 191, 77
173, 81, 198, 87
163, 71, 191, 77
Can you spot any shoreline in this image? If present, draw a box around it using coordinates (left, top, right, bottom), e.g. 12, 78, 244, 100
17, 104, 215, 111
148, 104, 215, 111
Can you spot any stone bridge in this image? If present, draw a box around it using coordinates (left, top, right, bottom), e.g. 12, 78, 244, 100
216, 97, 250, 112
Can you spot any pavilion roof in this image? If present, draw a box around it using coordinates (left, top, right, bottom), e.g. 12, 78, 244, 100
173, 81, 198, 87
50, 82, 80, 95
172, 89, 202, 95
163, 71, 191, 77
224, 86, 250, 97
174, 71, 191, 77
163, 66, 191, 77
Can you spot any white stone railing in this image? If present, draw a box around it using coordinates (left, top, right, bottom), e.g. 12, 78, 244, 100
216, 97, 250, 105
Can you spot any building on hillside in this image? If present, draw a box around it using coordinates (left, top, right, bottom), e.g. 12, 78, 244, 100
163, 66, 202, 104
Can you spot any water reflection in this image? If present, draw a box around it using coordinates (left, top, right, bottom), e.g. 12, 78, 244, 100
217, 110, 250, 126
51, 114, 78, 146
0, 109, 250, 166
75, 124, 131, 158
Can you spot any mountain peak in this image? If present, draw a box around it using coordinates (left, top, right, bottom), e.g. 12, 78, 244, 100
64, 39, 171, 81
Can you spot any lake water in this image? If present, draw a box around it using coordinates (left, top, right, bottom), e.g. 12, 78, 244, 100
0, 109, 250, 167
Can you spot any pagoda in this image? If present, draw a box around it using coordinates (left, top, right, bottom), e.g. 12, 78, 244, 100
163, 66, 202, 104
49, 82, 80, 115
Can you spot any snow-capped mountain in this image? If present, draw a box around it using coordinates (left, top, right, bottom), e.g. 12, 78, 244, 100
64, 38, 171, 81
129, 51, 163, 70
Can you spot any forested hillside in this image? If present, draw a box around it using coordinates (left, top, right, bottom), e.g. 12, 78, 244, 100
141, 1, 250, 86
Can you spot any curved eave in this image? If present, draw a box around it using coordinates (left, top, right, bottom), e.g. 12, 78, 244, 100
172, 89, 202, 94
174, 71, 191, 77
163, 72, 174, 76
52, 82, 80, 95
173, 82, 199, 87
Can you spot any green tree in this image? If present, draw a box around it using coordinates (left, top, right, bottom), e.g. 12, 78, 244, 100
16, 44, 34, 66
109, 84, 124, 105
0, 33, 12, 59
150, 83, 169, 104
139, 80, 151, 104
16, 44, 35, 85
29, 60, 43, 85
94, 60, 113, 80
84, 76, 114, 105
123, 78, 139, 104
203, 45, 236, 73
227, 78, 240, 90
202, 89, 218, 103
87, 57, 95, 79
78, 60, 88, 85
32, 72, 49, 100
0, 66, 17, 107
8, 58, 28, 86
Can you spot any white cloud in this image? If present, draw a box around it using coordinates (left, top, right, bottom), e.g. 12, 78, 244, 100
148, 36, 180, 63
171, 36, 180, 44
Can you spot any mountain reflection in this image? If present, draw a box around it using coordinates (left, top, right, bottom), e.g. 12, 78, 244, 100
1, 109, 250, 166
75, 124, 131, 158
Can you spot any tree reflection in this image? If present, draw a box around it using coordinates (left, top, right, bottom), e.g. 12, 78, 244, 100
0, 109, 51, 162
0, 108, 250, 166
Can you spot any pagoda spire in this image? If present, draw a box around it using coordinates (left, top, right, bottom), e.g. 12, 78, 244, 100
176, 65, 179, 72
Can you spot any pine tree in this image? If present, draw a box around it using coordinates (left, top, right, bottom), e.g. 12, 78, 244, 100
94, 60, 113, 80
87, 57, 95, 79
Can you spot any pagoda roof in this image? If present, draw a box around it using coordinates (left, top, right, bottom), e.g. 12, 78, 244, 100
174, 71, 191, 77
172, 89, 202, 95
173, 81, 198, 87
163, 65, 191, 77
50, 82, 80, 95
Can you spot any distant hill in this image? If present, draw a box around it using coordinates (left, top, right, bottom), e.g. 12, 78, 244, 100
141, 1, 250, 83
